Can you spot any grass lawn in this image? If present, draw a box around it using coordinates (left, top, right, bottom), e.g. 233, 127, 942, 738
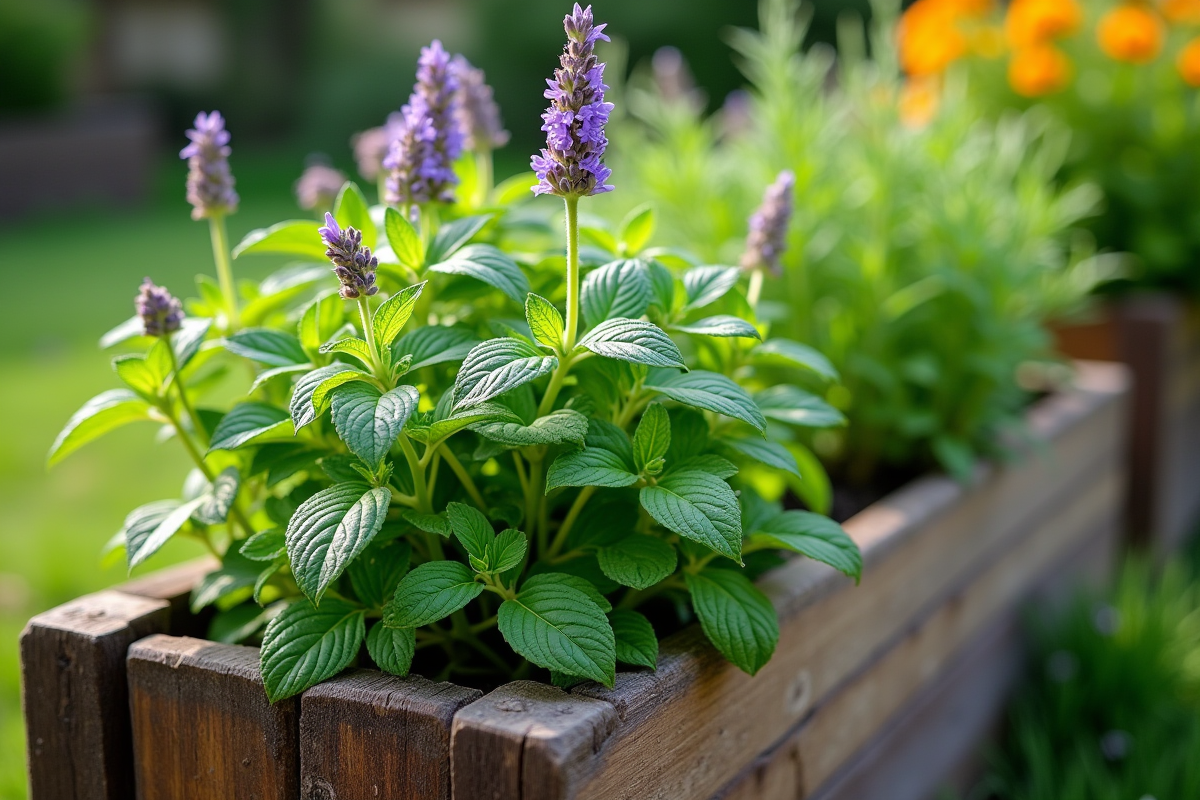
0, 148, 303, 797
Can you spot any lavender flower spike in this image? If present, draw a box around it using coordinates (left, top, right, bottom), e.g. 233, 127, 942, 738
451, 55, 510, 151
531, 3, 615, 198
180, 111, 239, 220
136, 279, 184, 337
384, 40, 464, 208
740, 171, 795, 276
319, 213, 379, 299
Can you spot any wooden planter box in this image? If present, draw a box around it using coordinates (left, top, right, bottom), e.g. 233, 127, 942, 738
20, 362, 1128, 800
1054, 293, 1200, 553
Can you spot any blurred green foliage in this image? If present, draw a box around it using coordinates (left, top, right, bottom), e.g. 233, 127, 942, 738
0, 0, 88, 115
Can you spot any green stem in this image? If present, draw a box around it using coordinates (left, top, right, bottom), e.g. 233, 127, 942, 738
165, 335, 208, 448
475, 148, 493, 207
535, 196, 582, 418
357, 296, 386, 383
441, 445, 487, 510
208, 215, 239, 331
399, 435, 431, 514
746, 268, 765, 311
548, 485, 595, 559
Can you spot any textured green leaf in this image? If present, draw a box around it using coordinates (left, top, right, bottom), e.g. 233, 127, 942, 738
718, 437, 801, 479
545, 447, 639, 491
240, 528, 287, 561
290, 364, 359, 430
789, 442, 832, 516
224, 328, 308, 367
48, 389, 153, 467
446, 502, 494, 560
372, 283, 426, 350
672, 315, 761, 339
498, 582, 615, 686
523, 572, 612, 612
577, 318, 685, 369
405, 402, 519, 445
647, 370, 766, 432
453, 338, 557, 409
429, 244, 529, 302
330, 382, 419, 467
619, 205, 656, 255
751, 510, 862, 581
209, 402, 291, 451
367, 623, 415, 676
581, 259, 652, 327
124, 499, 202, 570
647, 260, 676, 310
348, 540, 411, 608
584, 418, 635, 468
112, 354, 162, 399
260, 598, 366, 702
191, 467, 240, 525
242, 267, 326, 328
333, 181, 375, 248
209, 602, 281, 645
426, 214, 492, 264
249, 364, 312, 395
565, 496, 639, 551
233, 219, 327, 260
384, 561, 484, 628
609, 609, 658, 668
640, 469, 743, 562
298, 293, 345, 355
682, 265, 739, 310
384, 206, 426, 268
685, 569, 778, 675
525, 293, 565, 350
189, 548, 263, 612
597, 535, 677, 590
488, 529, 528, 574
671, 454, 739, 480
310, 370, 374, 424
285, 483, 391, 603
755, 385, 846, 428
632, 404, 671, 473
472, 408, 588, 448
395, 325, 480, 372
319, 337, 375, 369
751, 339, 839, 381
402, 509, 453, 537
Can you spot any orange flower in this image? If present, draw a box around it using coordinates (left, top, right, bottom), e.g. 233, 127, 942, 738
900, 77, 941, 127
1162, 0, 1200, 24
1008, 43, 1073, 95
899, 0, 970, 75
1097, 6, 1165, 63
1005, 0, 1083, 47
1179, 37, 1200, 83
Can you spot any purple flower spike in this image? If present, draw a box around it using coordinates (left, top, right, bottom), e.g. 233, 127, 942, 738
531, 3, 615, 198
180, 111, 239, 220
319, 212, 379, 299
451, 55, 510, 152
136, 278, 184, 337
740, 171, 795, 276
384, 40, 464, 208
295, 163, 347, 211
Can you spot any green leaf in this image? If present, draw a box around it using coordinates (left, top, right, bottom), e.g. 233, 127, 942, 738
494, 172, 538, 205
233, 219, 327, 260
751, 510, 862, 581
685, 569, 778, 675
192, 467, 240, 525
298, 293, 345, 355
755, 386, 845, 428
619, 205, 655, 255
472, 408, 588, 448
260, 598, 366, 702
208, 402, 291, 451
112, 354, 162, 399
523, 572, 612, 612
525, 293, 565, 350
225, 328, 307, 367
372, 282, 426, 349
671, 454, 739, 480
99, 315, 146, 349
488, 529, 528, 574
751, 339, 839, 381
210, 602, 281, 645
285, 483, 391, 603
240, 528, 287, 561
581, 259, 652, 327
647, 370, 766, 432
289, 365, 357, 429
788, 442, 832, 516
584, 418, 635, 467
597, 535, 677, 590
453, 338, 557, 409
577, 318, 685, 369
395, 324, 480, 371
349, 540, 411, 608
367, 623, 415, 676
429, 243, 530, 303
498, 581, 616, 686
546, 447, 639, 491
48, 389, 153, 467
384, 206, 425, 268
333, 181, 375, 248
426, 214, 492, 264
310, 370, 373, 424
319, 337, 375, 369
173, 317, 214, 369
632, 404, 670, 473
719, 436, 801, 479
249, 364, 312, 395
402, 509, 453, 537
672, 316, 761, 339
405, 402, 519, 445
384, 561, 484, 628
446, 502, 494, 561
609, 609, 658, 668
647, 260, 676, 311
243, 267, 327, 328
640, 469, 743, 563
190, 548, 263, 612
123, 499, 202, 570
580, 225, 619, 254
330, 383, 419, 468
683, 266, 739, 310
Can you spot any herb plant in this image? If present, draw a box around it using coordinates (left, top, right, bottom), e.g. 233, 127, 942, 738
49, 4, 860, 702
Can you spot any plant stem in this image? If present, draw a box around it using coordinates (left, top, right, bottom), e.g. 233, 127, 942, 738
208, 215, 239, 331
357, 296, 386, 383
746, 267, 765, 311
548, 485, 595, 559
399, 435, 431, 513
441, 445, 487, 510
475, 148, 493, 206
165, 337, 208, 448
535, 196, 582, 418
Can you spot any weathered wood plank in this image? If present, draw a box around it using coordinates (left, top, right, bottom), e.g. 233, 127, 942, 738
450, 681, 617, 800
21, 590, 171, 800
118, 557, 218, 636
447, 364, 1128, 800
127, 635, 298, 800
300, 669, 482, 800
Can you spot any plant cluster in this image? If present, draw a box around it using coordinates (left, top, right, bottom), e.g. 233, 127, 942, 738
49, 4, 860, 702
600, 0, 1101, 486
898, 0, 1200, 294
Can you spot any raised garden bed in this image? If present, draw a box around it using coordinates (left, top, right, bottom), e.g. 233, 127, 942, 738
1055, 293, 1200, 553
20, 361, 1128, 800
